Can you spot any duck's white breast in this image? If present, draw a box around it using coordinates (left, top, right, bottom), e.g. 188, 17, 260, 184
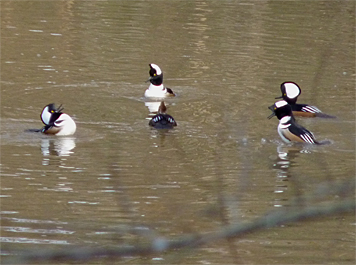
55, 114, 76, 136
145, 84, 167, 98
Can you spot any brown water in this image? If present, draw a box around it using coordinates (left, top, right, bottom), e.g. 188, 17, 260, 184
1, 1, 355, 264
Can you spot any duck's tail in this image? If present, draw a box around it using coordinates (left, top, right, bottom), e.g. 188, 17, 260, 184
25, 128, 42, 133
315, 113, 336, 119
315, 140, 332, 145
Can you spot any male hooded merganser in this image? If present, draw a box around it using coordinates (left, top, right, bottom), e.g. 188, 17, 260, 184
149, 101, 177, 129
27, 103, 76, 136
268, 100, 320, 144
273, 82, 335, 118
145, 64, 175, 98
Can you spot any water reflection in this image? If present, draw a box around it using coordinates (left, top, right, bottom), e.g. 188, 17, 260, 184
41, 137, 76, 165
149, 130, 174, 147
1, 236, 71, 245
272, 145, 304, 208
144, 100, 161, 115
0, 217, 72, 247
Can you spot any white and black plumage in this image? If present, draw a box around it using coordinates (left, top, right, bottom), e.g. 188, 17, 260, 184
268, 100, 319, 144
145, 64, 175, 98
27, 103, 76, 136
273, 82, 335, 118
149, 101, 177, 129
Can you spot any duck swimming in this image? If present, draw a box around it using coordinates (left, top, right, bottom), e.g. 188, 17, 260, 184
27, 103, 76, 136
145, 64, 175, 98
273, 82, 335, 118
268, 100, 320, 144
149, 101, 177, 129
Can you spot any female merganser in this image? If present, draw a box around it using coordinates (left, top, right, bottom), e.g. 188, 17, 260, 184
145, 64, 175, 98
268, 100, 320, 144
149, 101, 177, 129
27, 103, 76, 136
273, 82, 335, 118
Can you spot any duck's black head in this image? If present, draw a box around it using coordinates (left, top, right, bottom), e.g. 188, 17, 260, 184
268, 100, 293, 120
275, 82, 301, 105
148, 63, 163, 86
41, 103, 63, 125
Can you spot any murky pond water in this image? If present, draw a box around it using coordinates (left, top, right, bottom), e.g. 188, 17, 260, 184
1, 1, 355, 264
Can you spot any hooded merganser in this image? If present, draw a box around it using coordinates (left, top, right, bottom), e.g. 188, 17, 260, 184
149, 101, 177, 129
27, 103, 76, 136
268, 100, 320, 144
274, 82, 335, 118
145, 64, 175, 98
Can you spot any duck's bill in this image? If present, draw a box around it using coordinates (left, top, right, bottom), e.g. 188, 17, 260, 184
268, 104, 274, 111
267, 112, 276, 119
56, 104, 64, 113
275, 96, 283, 99
267, 103, 276, 119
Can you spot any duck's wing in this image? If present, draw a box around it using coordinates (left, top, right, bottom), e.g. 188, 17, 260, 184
41, 124, 61, 135
288, 122, 318, 144
149, 114, 177, 128
165, 87, 175, 96
292, 104, 336, 118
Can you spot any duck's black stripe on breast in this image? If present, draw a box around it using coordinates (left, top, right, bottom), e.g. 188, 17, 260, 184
49, 113, 62, 125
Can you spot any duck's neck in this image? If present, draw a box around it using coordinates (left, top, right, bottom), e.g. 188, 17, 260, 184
148, 83, 165, 91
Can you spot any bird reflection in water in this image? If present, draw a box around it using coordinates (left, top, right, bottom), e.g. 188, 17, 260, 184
41, 137, 76, 166
145, 100, 162, 117
272, 145, 310, 208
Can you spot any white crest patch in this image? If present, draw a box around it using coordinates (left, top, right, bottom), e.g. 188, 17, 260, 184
284, 83, 300, 99
150, 64, 162, 75
275, 100, 288, 108
41, 106, 52, 125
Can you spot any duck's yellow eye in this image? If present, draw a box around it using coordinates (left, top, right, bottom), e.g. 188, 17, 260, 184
51, 110, 54, 113
154, 73, 156, 76
284, 93, 286, 96
274, 107, 276, 110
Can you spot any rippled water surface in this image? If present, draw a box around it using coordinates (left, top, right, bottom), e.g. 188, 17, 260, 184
1, 1, 355, 264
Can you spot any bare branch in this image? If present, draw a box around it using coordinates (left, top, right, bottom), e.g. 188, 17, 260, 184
4, 197, 354, 264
